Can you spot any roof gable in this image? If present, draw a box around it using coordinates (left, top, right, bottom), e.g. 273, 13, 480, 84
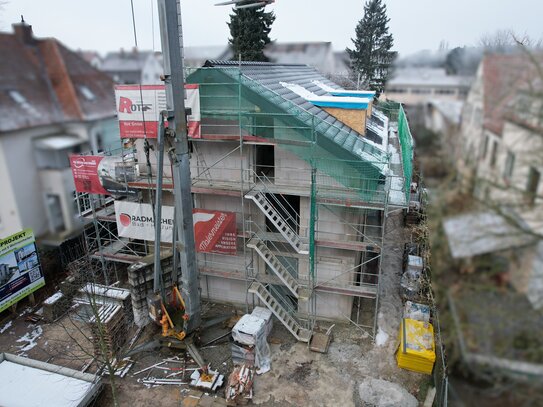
0, 31, 115, 133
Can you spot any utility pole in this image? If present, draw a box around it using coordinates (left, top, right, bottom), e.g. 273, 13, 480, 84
157, 0, 201, 332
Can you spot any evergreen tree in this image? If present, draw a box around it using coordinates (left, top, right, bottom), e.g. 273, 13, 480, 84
227, 4, 275, 62
347, 0, 396, 97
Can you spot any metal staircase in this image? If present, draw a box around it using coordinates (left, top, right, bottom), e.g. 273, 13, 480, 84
245, 190, 309, 254
247, 236, 309, 300
248, 281, 312, 343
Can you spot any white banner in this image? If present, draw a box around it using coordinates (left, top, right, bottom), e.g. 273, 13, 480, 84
115, 201, 174, 242
114, 202, 237, 255
114, 84, 201, 138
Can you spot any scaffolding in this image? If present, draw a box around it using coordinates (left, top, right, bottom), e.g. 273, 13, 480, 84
77, 66, 414, 340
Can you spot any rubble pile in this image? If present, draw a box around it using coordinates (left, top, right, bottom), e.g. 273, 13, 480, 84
225, 364, 254, 406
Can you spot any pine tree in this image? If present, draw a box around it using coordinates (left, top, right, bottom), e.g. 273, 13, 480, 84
227, 4, 275, 62
347, 0, 396, 97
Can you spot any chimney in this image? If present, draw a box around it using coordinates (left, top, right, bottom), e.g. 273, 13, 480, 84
13, 16, 34, 45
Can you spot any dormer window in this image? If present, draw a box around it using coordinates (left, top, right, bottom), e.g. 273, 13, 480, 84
79, 85, 95, 101
8, 90, 31, 107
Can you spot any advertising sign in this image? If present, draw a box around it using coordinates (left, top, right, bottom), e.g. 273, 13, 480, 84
0, 229, 45, 312
114, 201, 237, 255
114, 84, 201, 139
70, 155, 138, 196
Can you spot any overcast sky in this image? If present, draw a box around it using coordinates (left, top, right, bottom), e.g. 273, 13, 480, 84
1, 0, 542, 57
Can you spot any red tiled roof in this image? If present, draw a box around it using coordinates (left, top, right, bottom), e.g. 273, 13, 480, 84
482, 54, 534, 136
0, 25, 115, 133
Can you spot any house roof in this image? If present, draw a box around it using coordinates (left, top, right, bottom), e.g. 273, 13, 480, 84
0, 24, 115, 133
443, 211, 535, 259
203, 61, 388, 164
387, 68, 472, 88
101, 49, 156, 73
219, 42, 336, 74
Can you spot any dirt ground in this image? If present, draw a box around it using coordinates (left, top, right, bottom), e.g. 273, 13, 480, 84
0, 215, 429, 407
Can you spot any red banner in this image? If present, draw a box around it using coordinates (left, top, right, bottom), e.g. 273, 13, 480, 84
70, 155, 138, 196
193, 209, 237, 255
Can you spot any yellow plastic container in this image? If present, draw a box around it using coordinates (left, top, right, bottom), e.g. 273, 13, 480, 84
396, 318, 436, 375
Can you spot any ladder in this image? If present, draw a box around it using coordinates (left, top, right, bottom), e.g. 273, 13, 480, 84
192, 143, 212, 183
248, 281, 312, 343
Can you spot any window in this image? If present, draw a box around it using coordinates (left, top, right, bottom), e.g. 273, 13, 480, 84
481, 135, 489, 159
490, 140, 498, 168
8, 90, 27, 104
526, 167, 541, 205
255, 145, 274, 179
388, 88, 408, 94
79, 85, 95, 101
503, 151, 515, 180
435, 88, 455, 95
473, 107, 482, 126
265, 194, 300, 234
46, 194, 66, 233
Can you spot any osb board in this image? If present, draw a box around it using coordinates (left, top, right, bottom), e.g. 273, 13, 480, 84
309, 332, 331, 353
323, 107, 366, 135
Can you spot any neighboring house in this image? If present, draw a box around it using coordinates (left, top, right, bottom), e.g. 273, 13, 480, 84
77, 50, 102, 69
82, 61, 415, 337
219, 42, 344, 75
449, 53, 543, 310
423, 99, 464, 154
100, 49, 163, 84
264, 42, 336, 74
0, 21, 118, 243
184, 45, 230, 68
384, 67, 472, 105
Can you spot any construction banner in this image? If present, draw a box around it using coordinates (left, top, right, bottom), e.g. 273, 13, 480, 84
114, 201, 237, 255
69, 154, 138, 196
114, 84, 201, 139
0, 229, 45, 312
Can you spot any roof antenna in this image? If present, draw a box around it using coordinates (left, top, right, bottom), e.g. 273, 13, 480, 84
21, 15, 25, 24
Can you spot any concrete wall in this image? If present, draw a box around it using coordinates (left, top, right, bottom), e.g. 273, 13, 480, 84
0, 141, 22, 237
200, 275, 247, 306
1, 126, 54, 237
39, 168, 80, 233
314, 291, 354, 320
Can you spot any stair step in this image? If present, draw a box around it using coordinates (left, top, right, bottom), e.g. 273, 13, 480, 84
247, 281, 311, 343
245, 191, 307, 255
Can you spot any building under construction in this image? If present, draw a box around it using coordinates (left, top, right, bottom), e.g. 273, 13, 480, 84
76, 62, 414, 341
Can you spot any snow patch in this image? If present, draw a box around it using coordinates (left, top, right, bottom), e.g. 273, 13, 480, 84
16, 325, 43, 355
0, 321, 13, 334
43, 292, 63, 305
375, 327, 389, 347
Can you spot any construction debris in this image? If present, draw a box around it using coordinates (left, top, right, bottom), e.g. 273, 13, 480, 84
231, 314, 271, 373
404, 301, 430, 323
225, 364, 254, 406
190, 368, 224, 391
88, 304, 128, 360
250, 307, 273, 337
309, 332, 331, 354
42, 291, 69, 322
